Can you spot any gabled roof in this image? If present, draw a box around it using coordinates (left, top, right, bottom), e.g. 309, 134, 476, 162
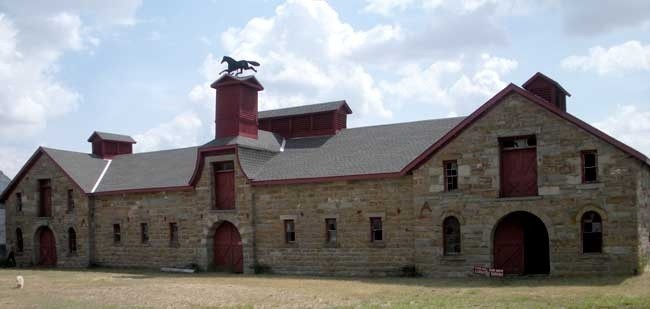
522, 72, 571, 96
241, 117, 465, 183
88, 131, 136, 143
258, 100, 353, 119
402, 83, 649, 173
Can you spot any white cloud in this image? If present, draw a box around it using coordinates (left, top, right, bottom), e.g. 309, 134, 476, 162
594, 105, 650, 157
134, 112, 204, 153
558, 0, 650, 36
381, 54, 517, 114
363, 0, 533, 16
190, 0, 397, 124
561, 41, 650, 75
363, 0, 414, 16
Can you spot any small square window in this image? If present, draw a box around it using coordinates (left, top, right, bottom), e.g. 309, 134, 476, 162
169, 222, 179, 245
140, 223, 149, 244
326, 218, 337, 244
370, 217, 383, 242
284, 220, 296, 243
214, 161, 235, 172
444, 160, 458, 191
113, 224, 121, 244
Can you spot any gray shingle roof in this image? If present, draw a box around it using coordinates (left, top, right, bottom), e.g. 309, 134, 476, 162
42, 147, 108, 192
258, 101, 350, 119
0, 170, 10, 195
88, 131, 136, 143
242, 117, 465, 181
95, 147, 198, 192
32, 116, 465, 193
201, 130, 284, 152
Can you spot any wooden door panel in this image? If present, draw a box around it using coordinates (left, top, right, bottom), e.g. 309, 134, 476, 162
213, 223, 243, 273
501, 148, 537, 197
39, 229, 57, 267
494, 218, 524, 275
215, 171, 235, 209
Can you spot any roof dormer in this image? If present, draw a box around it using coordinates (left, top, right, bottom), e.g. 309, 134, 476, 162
522, 72, 571, 112
257, 101, 352, 138
88, 131, 136, 158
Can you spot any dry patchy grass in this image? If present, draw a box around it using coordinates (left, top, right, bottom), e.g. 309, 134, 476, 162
0, 268, 648, 308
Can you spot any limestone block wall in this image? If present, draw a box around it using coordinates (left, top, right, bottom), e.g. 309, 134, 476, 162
4, 154, 91, 267
637, 165, 650, 270
92, 153, 256, 273
251, 177, 415, 276
412, 93, 642, 276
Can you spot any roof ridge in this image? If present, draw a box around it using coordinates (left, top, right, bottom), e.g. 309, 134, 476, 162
341, 116, 466, 131
259, 100, 346, 113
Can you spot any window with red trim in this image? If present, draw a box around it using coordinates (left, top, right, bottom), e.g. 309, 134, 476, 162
370, 217, 383, 242
284, 220, 296, 243
213, 161, 235, 210
582, 150, 598, 183
38, 179, 52, 217
444, 160, 458, 191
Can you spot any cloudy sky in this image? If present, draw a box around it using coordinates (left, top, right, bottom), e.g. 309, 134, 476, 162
0, 0, 649, 178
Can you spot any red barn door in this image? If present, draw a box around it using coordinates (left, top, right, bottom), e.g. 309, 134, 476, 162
213, 222, 243, 273
215, 171, 235, 209
501, 148, 537, 197
494, 217, 524, 275
38, 227, 57, 267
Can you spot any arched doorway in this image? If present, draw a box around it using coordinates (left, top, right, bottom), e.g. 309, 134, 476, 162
493, 211, 549, 275
35, 226, 57, 267
213, 222, 243, 273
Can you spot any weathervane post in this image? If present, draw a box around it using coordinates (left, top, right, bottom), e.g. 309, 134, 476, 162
219, 56, 260, 76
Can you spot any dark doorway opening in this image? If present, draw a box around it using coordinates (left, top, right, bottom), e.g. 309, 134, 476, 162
494, 211, 549, 275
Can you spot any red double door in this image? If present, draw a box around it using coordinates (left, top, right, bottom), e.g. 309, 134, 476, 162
213, 222, 243, 273
493, 218, 524, 275
501, 148, 538, 197
38, 228, 57, 267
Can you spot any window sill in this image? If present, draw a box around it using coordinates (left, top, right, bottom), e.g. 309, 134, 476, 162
496, 196, 542, 202
440, 191, 462, 196
323, 242, 339, 248
577, 183, 604, 190
369, 241, 386, 248
441, 255, 465, 262
210, 208, 237, 213
580, 252, 606, 257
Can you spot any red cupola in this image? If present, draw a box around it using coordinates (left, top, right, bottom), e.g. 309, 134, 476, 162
522, 72, 571, 112
210, 75, 264, 139
88, 131, 136, 158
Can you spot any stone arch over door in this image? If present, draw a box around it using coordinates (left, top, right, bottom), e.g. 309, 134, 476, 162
493, 211, 549, 275
209, 221, 243, 273
34, 226, 57, 267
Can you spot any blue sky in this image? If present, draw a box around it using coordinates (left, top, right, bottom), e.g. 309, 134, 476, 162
0, 0, 649, 177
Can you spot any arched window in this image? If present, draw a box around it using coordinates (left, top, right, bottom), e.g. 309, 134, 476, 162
68, 228, 77, 253
16, 228, 23, 253
443, 216, 461, 255
582, 211, 602, 253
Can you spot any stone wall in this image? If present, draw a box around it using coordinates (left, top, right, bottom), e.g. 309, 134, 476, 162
250, 177, 414, 276
412, 93, 641, 276
92, 153, 256, 273
4, 154, 90, 267
637, 164, 650, 271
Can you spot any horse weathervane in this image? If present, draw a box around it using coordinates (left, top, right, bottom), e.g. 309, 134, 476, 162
219, 56, 260, 76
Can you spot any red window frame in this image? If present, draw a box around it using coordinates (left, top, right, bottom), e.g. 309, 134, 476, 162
38, 179, 52, 217
443, 160, 458, 191
284, 220, 296, 243
113, 224, 121, 244
169, 222, 179, 245
140, 223, 149, 244
370, 217, 383, 242
581, 150, 598, 183
325, 218, 337, 244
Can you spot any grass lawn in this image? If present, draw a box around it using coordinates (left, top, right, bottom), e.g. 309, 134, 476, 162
0, 268, 648, 308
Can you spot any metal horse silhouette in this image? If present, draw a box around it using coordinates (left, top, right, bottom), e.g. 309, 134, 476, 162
220, 56, 260, 76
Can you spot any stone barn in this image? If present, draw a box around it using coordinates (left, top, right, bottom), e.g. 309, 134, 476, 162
1, 72, 649, 276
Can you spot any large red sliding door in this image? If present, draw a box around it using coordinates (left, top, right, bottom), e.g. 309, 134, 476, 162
494, 217, 524, 275
38, 227, 57, 267
501, 148, 537, 197
215, 170, 235, 209
213, 222, 243, 273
